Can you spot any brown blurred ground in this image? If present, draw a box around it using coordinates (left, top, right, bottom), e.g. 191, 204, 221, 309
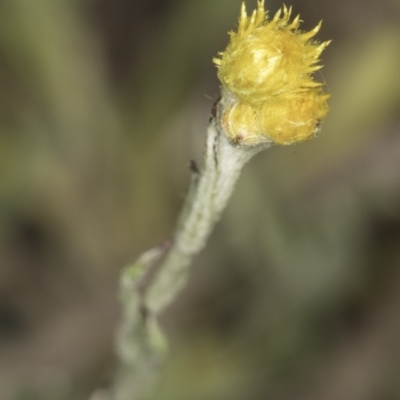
0, 0, 399, 399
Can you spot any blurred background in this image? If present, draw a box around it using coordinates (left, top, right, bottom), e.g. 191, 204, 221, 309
0, 0, 399, 399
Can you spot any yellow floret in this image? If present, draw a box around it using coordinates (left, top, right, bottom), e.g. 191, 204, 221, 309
214, 1, 331, 146
258, 90, 330, 145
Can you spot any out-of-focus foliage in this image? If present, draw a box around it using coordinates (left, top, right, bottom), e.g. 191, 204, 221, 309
0, 1, 399, 399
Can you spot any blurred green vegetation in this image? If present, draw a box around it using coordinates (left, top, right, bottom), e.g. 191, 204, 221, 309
0, 1, 399, 399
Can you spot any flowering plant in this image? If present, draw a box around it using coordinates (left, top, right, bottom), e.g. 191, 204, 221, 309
115, 3, 330, 399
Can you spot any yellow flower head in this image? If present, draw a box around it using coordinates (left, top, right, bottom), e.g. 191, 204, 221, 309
214, 1, 331, 145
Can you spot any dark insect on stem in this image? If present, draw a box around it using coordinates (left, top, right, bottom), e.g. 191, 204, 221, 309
209, 96, 221, 122
232, 134, 244, 146
188, 160, 199, 174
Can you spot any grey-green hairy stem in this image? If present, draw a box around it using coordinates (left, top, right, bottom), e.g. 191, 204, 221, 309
113, 103, 270, 400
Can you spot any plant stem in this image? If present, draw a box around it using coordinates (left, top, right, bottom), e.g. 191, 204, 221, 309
114, 105, 269, 400
145, 116, 267, 315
